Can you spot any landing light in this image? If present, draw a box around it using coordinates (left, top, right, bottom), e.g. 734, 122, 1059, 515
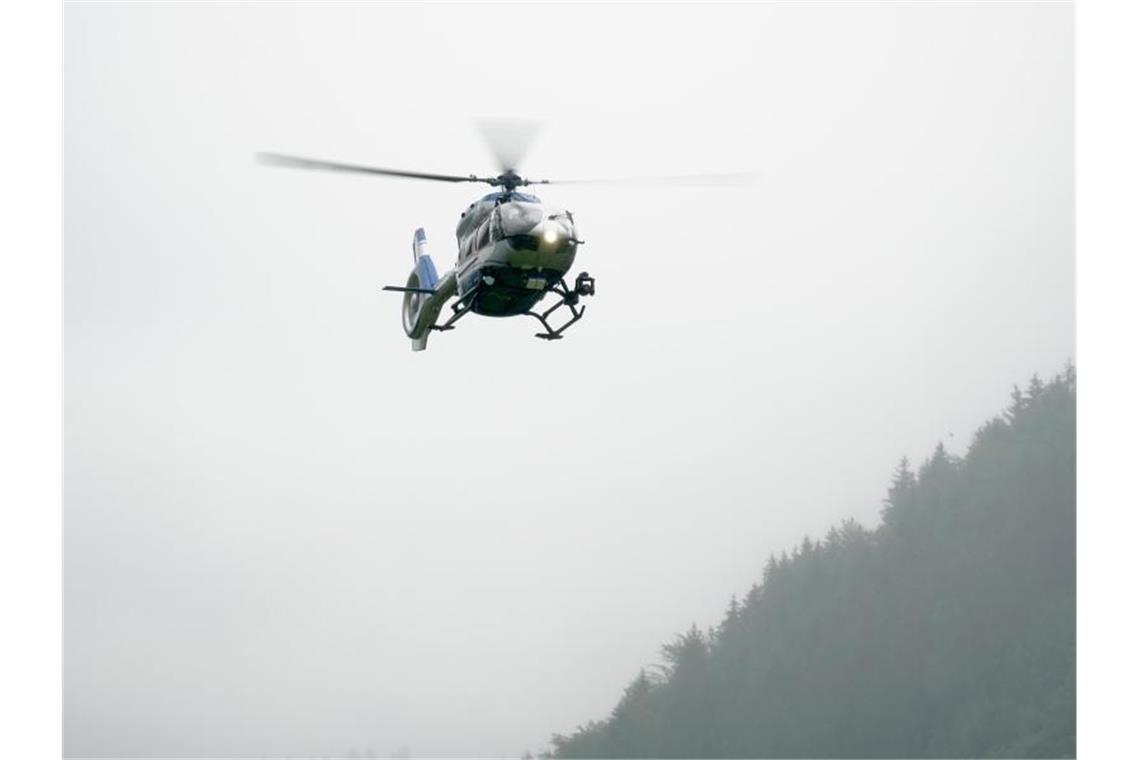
543, 227, 559, 244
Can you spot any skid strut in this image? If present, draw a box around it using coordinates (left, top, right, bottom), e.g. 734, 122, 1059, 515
431, 293, 475, 332
528, 272, 596, 341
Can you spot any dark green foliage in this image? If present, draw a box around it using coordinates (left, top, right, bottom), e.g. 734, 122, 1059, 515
551, 368, 1075, 758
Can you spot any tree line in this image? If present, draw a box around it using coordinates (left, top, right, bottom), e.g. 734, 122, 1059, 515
551, 367, 1075, 758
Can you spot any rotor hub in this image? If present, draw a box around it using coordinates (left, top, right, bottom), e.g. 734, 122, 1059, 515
495, 170, 524, 191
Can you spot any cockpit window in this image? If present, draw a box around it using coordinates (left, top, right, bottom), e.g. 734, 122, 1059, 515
498, 202, 544, 237
480, 191, 542, 204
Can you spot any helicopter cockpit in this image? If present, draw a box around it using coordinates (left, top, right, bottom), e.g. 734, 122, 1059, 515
497, 199, 545, 237
496, 200, 576, 251
456, 193, 578, 261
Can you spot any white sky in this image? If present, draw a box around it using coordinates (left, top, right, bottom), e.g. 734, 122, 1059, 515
64, 2, 1073, 757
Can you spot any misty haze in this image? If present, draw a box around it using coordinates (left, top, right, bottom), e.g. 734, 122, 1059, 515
64, 2, 1074, 758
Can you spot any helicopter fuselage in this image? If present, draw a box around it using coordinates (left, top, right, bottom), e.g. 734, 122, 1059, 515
451, 191, 579, 317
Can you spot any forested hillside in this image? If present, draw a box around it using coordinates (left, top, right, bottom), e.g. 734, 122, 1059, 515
551, 368, 1076, 758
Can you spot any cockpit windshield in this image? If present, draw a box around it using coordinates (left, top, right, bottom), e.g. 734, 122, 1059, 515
482, 191, 542, 204
496, 202, 545, 237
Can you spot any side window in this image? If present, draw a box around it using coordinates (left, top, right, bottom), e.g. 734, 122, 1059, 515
490, 208, 504, 242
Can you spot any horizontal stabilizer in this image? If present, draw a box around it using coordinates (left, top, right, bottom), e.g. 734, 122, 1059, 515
382, 285, 437, 294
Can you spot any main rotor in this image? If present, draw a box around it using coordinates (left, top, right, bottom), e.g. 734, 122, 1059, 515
258, 118, 759, 191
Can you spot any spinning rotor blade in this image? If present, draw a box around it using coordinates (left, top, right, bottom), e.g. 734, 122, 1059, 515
476, 118, 543, 173
545, 171, 761, 187
258, 152, 492, 184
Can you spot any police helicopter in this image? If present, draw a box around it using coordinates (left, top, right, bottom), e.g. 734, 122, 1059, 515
259, 121, 756, 351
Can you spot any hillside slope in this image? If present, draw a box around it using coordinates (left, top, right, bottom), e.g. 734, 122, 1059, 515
552, 369, 1075, 758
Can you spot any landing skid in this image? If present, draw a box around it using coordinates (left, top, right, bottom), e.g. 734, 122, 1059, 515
431, 294, 474, 332
425, 272, 596, 341
528, 273, 595, 341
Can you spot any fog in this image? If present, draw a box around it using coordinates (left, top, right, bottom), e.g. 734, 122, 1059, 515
64, 2, 1073, 757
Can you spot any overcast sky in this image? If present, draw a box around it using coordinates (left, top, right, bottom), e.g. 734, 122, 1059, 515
64, 2, 1072, 757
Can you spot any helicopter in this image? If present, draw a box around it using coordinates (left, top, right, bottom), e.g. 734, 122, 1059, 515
260, 121, 756, 351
